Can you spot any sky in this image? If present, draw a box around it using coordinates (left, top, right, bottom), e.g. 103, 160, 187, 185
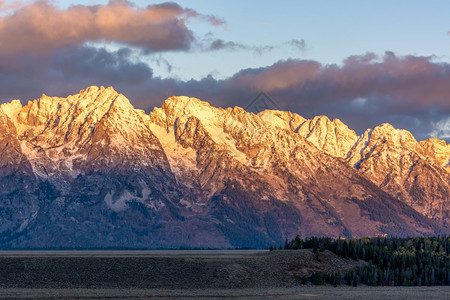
0, 0, 449, 142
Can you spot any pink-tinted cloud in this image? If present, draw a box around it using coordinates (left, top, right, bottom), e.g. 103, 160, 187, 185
0, 0, 223, 54
0, 47, 449, 142
213, 53, 450, 140
221, 52, 450, 112
0, 0, 24, 12
159, 53, 450, 141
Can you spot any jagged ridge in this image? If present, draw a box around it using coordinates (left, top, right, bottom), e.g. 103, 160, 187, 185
0, 86, 448, 248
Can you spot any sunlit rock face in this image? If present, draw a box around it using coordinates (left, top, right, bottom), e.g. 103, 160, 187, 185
343, 125, 449, 222
259, 110, 450, 224
0, 86, 448, 248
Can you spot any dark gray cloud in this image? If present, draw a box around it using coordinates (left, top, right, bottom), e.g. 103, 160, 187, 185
205, 38, 306, 55
0, 45, 154, 102
133, 52, 449, 141
286, 39, 306, 51
0, 23, 448, 142
207, 39, 275, 54
214, 53, 450, 141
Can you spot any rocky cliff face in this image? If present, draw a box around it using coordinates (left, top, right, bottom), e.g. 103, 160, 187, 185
259, 111, 450, 224
346, 125, 449, 223
0, 87, 448, 248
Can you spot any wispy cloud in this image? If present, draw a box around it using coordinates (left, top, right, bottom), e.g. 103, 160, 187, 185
205, 38, 306, 55
430, 117, 450, 140
206, 39, 275, 54
286, 39, 306, 51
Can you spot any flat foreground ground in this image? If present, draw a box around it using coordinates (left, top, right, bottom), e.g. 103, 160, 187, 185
0, 250, 448, 299
0, 286, 449, 299
0, 250, 360, 289
0, 250, 267, 257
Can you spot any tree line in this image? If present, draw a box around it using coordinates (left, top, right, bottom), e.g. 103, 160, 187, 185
273, 235, 449, 286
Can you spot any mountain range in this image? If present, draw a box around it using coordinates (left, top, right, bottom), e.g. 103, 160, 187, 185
0, 86, 448, 248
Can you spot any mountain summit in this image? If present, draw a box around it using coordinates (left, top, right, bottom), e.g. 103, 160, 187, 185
0, 87, 448, 248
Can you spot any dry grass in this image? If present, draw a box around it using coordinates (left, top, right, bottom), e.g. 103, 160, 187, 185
0, 250, 448, 299
0, 286, 449, 299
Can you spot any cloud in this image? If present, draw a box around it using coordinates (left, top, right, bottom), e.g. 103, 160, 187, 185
0, 42, 449, 142
224, 53, 450, 141
205, 38, 306, 55
0, 45, 154, 102
207, 39, 275, 54
430, 117, 450, 140
0, 0, 25, 12
148, 54, 173, 73
286, 39, 306, 51
208, 39, 248, 51
0, 1, 302, 61
155, 52, 450, 141
0, 0, 223, 55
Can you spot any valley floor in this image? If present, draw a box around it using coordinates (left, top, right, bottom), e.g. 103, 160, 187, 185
0, 250, 448, 299
0, 286, 449, 300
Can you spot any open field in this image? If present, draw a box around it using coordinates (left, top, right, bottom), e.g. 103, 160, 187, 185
0, 250, 361, 289
0, 250, 448, 299
0, 286, 449, 299
0, 250, 266, 257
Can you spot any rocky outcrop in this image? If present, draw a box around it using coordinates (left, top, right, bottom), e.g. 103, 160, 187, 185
343, 124, 450, 222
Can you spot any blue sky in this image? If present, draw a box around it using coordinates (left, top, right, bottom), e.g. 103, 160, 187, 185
0, 0, 449, 141
172, 0, 450, 79
52, 0, 450, 79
